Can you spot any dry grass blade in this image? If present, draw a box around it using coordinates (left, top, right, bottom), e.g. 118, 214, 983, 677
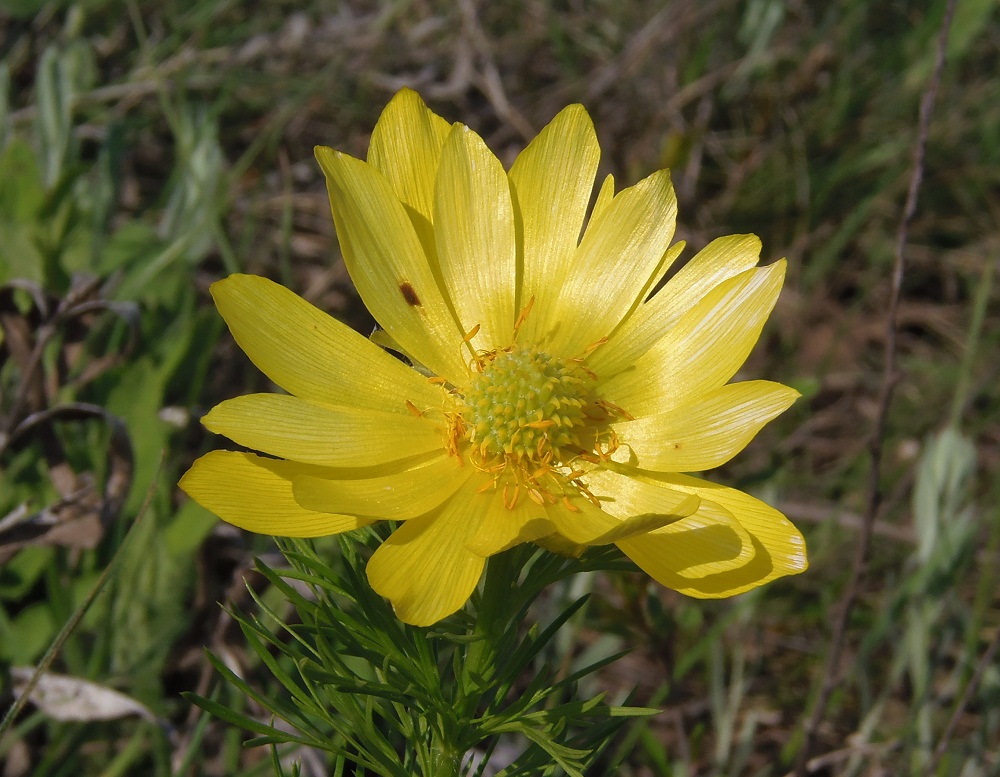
793, 0, 961, 773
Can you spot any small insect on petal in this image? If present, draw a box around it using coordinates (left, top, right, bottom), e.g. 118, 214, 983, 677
399, 282, 421, 306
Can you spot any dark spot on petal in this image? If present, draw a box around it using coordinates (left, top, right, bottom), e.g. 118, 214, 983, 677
400, 282, 421, 307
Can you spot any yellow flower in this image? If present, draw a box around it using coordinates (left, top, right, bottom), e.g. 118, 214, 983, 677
179, 89, 807, 626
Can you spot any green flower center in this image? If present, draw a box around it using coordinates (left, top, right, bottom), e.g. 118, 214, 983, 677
462, 346, 590, 466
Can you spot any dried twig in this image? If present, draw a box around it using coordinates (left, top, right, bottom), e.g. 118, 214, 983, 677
456, 0, 534, 141
793, 1, 959, 773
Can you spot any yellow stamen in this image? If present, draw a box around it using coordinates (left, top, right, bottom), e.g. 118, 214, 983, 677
512, 296, 535, 341
581, 336, 608, 356
503, 483, 520, 510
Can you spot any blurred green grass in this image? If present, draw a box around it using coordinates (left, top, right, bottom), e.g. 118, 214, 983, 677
0, 0, 997, 775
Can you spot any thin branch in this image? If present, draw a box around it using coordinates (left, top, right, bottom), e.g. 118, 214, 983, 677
793, 1, 959, 773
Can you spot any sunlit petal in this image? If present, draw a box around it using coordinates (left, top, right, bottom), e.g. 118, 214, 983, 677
614, 380, 800, 472
548, 170, 678, 357
601, 261, 786, 418
545, 489, 699, 546
292, 454, 472, 519
211, 274, 444, 413
315, 146, 467, 382
203, 394, 443, 467
509, 105, 600, 342
620, 472, 808, 595
591, 234, 763, 377
179, 451, 371, 537
367, 478, 487, 626
434, 123, 516, 349
466, 482, 556, 557
367, 88, 450, 224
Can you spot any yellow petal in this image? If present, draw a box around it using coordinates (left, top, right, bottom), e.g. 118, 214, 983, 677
613, 380, 800, 472
179, 451, 370, 537
465, 482, 556, 556
616, 501, 755, 581
590, 234, 763, 377
366, 478, 487, 625
589, 173, 615, 226
508, 104, 599, 343
546, 490, 698, 546
621, 472, 807, 595
433, 123, 516, 349
315, 147, 467, 382
292, 454, 471, 519
585, 467, 698, 519
601, 261, 786, 418
549, 169, 678, 357
637, 239, 687, 313
587, 468, 753, 577
210, 274, 444, 413
367, 88, 450, 224
533, 532, 586, 557
203, 394, 443, 467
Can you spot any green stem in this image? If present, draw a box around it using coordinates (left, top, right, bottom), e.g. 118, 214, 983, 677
426, 744, 463, 777
467, 550, 522, 677
431, 550, 525, 777
948, 257, 994, 427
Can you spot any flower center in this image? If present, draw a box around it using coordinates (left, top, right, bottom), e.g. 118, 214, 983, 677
445, 344, 628, 508
463, 346, 589, 465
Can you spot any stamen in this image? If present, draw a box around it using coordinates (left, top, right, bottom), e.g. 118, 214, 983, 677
581, 336, 609, 356
503, 483, 520, 509
512, 296, 535, 341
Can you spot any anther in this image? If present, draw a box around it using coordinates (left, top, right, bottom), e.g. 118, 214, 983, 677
512, 296, 535, 341
562, 496, 580, 513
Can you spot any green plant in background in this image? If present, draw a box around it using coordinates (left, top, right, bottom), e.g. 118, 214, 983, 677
0, 27, 233, 777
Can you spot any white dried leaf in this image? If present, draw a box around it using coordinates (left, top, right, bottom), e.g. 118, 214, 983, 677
11, 666, 156, 723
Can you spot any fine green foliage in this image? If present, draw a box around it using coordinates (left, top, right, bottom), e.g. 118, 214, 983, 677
188, 537, 652, 777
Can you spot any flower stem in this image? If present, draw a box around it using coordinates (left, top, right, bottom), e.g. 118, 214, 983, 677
427, 745, 462, 777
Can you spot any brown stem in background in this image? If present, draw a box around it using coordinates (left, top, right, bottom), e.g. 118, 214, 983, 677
793, 1, 959, 774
